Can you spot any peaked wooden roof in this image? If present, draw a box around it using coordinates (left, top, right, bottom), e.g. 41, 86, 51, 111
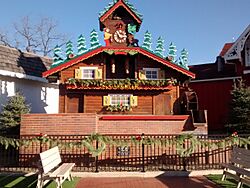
99, 0, 142, 31
43, 46, 195, 79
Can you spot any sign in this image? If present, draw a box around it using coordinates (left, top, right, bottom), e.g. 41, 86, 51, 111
116, 146, 130, 156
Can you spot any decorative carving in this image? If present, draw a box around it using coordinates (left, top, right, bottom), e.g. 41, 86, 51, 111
104, 28, 113, 46
225, 28, 250, 61
114, 23, 127, 43
127, 33, 139, 47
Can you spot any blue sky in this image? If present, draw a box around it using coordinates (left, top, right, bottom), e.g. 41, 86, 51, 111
0, 0, 249, 65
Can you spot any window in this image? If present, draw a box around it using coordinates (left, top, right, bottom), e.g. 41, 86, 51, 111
80, 67, 97, 79
143, 68, 159, 80
109, 94, 130, 106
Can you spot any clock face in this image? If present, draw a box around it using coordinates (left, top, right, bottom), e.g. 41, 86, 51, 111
114, 30, 127, 43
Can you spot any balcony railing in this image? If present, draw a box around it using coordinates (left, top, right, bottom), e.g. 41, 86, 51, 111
65, 78, 176, 90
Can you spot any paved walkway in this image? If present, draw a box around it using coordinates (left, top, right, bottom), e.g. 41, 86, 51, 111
76, 177, 218, 188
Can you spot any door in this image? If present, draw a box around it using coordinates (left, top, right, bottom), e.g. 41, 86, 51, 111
66, 93, 84, 113
154, 94, 171, 115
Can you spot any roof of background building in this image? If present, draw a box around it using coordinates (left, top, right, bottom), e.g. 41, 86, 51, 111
189, 62, 236, 80
189, 42, 238, 80
219, 43, 234, 57
0, 45, 52, 78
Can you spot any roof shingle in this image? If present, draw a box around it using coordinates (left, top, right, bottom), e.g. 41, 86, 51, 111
0, 45, 52, 78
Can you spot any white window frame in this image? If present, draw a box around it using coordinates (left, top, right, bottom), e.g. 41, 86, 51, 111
143, 68, 159, 80
79, 67, 98, 79
109, 94, 131, 107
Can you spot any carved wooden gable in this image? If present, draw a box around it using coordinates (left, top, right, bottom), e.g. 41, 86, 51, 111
99, 0, 142, 47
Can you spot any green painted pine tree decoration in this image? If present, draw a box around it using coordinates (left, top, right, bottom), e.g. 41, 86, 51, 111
77, 34, 87, 55
66, 40, 74, 58
179, 49, 189, 69
52, 45, 63, 66
154, 37, 165, 58
90, 29, 101, 50
168, 42, 177, 63
0, 93, 30, 135
142, 31, 152, 51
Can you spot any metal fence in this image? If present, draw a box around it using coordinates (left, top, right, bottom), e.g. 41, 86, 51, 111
0, 134, 244, 173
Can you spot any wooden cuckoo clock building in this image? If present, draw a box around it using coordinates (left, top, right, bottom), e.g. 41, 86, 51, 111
21, 0, 207, 136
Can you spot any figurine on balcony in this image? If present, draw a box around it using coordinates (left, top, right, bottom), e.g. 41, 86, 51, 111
104, 28, 113, 46
127, 33, 139, 47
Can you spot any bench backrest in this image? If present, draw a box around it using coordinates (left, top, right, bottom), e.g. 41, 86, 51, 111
39, 146, 62, 174
231, 147, 250, 168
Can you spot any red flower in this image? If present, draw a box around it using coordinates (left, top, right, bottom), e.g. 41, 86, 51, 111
136, 136, 142, 141
69, 54, 74, 58
38, 133, 47, 137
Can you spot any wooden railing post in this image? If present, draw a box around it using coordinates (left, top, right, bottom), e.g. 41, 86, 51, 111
95, 140, 99, 173
141, 133, 145, 172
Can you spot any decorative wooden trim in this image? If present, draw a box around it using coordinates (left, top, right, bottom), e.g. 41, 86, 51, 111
99, 0, 142, 25
43, 46, 195, 79
224, 25, 250, 61
66, 85, 173, 91
114, 51, 127, 55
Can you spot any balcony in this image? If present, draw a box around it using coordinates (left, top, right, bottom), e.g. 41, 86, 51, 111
65, 78, 176, 90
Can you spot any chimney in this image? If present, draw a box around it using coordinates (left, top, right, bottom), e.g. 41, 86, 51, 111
216, 56, 224, 72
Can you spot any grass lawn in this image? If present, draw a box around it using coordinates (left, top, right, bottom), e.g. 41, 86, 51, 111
0, 174, 80, 188
206, 174, 250, 188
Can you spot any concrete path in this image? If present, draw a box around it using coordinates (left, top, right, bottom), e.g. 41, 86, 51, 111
76, 177, 218, 188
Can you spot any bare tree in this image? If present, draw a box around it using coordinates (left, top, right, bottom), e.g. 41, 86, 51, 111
0, 30, 12, 47
14, 16, 39, 52
0, 16, 67, 56
36, 17, 67, 56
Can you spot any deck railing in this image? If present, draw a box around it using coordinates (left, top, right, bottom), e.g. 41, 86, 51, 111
0, 134, 248, 172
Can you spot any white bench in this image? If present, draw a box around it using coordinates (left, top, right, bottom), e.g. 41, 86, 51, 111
36, 146, 75, 188
221, 147, 250, 188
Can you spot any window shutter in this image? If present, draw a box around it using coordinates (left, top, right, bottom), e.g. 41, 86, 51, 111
75, 69, 82, 79
138, 70, 146, 80
158, 70, 165, 79
130, 95, 138, 107
103, 96, 111, 106
94, 69, 102, 79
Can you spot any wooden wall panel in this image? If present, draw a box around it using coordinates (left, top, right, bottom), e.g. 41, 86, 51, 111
85, 95, 103, 113
190, 80, 234, 131
59, 84, 66, 113
133, 95, 153, 114
60, 54, 104, 82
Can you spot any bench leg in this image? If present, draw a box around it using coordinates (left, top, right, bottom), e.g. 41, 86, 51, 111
67, 172, 73, 181
221, 171, 226, 181
36, 173, 44, 188
237, 181, 242, 188
55, 177, 63, 188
